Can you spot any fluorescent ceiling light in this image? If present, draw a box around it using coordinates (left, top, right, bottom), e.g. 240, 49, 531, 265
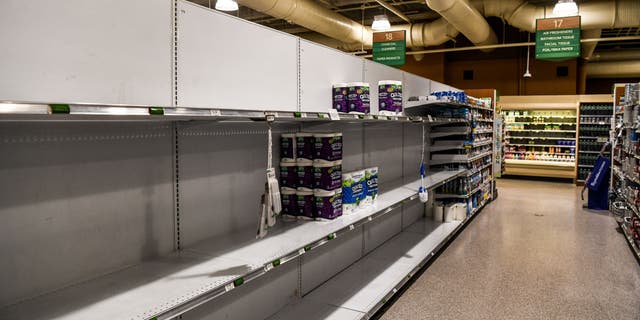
371, 14, 391, 31
215, 0, 238, 11
552, 0, 578, 17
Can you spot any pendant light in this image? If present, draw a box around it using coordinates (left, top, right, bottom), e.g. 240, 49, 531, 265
215, 0, 238, 11
552, 0, 578, 17
371, 14, 391, 31
524, 34, 532, 78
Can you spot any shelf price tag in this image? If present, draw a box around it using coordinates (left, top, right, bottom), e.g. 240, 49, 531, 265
427, 115, 433, 122
211, 110, 222, 117
328, 110, 340, 121
225, 283, 235, 292
298, 248, 305, 255
349, 224, 355, 231
264, 263, 274, 272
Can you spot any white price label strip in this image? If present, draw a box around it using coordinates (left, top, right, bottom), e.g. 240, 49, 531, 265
328, 110, 340, 121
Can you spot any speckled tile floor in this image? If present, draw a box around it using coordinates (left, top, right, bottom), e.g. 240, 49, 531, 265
380, 178, 640, 320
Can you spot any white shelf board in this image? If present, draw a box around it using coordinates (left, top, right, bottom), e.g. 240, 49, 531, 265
266, 300, 364, 320
505, 159, 575, 167
0, 251, 245, 320
270, 218, 465, 319
429, 150, 493, 166
0, 170, 467, 320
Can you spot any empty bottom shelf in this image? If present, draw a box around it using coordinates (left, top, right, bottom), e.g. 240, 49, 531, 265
269, 203, 487, 320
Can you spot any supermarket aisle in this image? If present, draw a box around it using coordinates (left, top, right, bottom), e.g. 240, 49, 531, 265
380, 179, 640, 320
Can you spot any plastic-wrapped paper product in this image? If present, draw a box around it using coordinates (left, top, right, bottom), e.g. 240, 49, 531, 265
333, 83, 349, 113
296, 132, 314, 160
296, 189, 315, 220
364, 167, 378, 205
296, 159, 314, 189
313, 159, 342, 191
347, 82, 370, 114
280, 133, 296, 160
280, 187, 298, 217
342, 170, 366, 214
314, 188, 343, 220
378, 80, 402, 115
313, 133, 343, 161
279, 161, 297, 188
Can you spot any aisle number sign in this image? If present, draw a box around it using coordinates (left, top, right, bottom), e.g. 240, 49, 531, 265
373, 31, 406, 66
535, 16, 581, 60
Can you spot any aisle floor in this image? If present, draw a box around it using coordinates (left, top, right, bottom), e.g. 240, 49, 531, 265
380, 178, 640, 320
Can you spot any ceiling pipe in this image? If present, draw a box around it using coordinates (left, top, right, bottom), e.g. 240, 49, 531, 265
587, 50, 640, 62
426, 0, 497, 48
478, 0, 640, 33
236, 0, 373, 46
580, 29, 601, 61
329, 18, 459, 51
374, 0, 412, 23
586, 61, 640, 79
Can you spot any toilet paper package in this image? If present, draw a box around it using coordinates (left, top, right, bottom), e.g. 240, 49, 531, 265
444, 203, 455, 223
342, 170, 366, 214
433, 201, 444, 222
280, 187, 298, 217
364, 167, 378, 205
296, 189, 315, 220
296, 159, 314, 189
279, 161, 297, 188
378, 80, 403, 115
280, 133, 296, 161
313, 159, 342, 191
333, 83, 349, 113
313, 133, 343, 161
347, 82, 370, 114
296, 133, 314, 160
314, 189, 343, 220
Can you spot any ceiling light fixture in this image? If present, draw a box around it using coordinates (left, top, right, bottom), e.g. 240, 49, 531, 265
552, 0, 578, 17
215, 0, 238, 11
371, 14, 391, 31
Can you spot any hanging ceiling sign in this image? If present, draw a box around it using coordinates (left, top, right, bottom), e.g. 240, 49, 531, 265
535, 16, 581, 60
372, 31, 406, 66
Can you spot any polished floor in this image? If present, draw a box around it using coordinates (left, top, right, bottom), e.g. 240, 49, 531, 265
381, 178, 640, 320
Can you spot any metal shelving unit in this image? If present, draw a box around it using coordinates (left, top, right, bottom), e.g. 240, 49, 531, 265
0, 152, 466, 320
610, 83, 640, 264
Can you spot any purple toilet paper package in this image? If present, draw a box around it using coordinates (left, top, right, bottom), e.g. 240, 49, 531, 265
332, 83, 348, 113
314, 189, 343, 220
279, 161, 297, 188
313, 133, 343, 161
347, 82, 370, 114
280, 133, 296, 160
296, 189, 315, 219
378, 80, 403, 114
296, 133, 314, 160
313, 159, 342, 191
296, 159, 314, 189
280, 187, 298, 216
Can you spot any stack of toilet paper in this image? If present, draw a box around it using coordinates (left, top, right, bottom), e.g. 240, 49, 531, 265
342, 167, 378, 214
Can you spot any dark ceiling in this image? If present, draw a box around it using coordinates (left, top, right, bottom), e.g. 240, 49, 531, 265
188, 0, 640, 54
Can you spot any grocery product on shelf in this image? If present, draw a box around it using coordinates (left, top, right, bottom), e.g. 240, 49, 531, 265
347, 82, 370, 114
332, 83, 349, 113
296, 132, 314, 160
342, 169, 366, 214
378, 80, 403, 115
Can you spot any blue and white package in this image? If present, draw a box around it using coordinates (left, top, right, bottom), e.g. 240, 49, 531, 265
364, 167, 378, 205
342, 170, 366, 214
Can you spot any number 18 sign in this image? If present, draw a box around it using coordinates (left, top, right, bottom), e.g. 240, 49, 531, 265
372, 31, 406, 66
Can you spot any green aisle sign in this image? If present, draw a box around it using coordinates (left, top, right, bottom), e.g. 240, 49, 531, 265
535, 16, 581, 60
373, 31, 406, 66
